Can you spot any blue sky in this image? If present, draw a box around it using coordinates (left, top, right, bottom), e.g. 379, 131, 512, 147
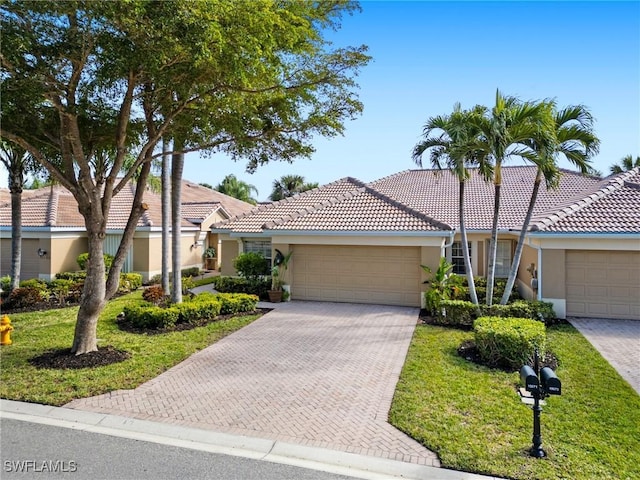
3, 1, 639, 200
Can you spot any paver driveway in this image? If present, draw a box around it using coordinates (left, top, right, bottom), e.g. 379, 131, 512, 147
66, 302, 440, 466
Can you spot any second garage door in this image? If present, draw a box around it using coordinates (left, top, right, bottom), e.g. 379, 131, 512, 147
291, 245, 422, 307
566, 250, 640, 320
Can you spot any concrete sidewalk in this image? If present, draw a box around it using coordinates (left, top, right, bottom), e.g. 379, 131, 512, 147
65, 302, 439, 466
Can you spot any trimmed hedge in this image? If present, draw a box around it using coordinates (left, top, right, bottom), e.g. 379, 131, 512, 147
119, 273, 143, 293
123, 292, 259, 330
473, 316, 546, 371
211, 276, 270, 300
437, 299, 556, 328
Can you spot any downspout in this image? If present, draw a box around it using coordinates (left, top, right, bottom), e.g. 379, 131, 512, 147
528, 237, 542, 301
441, 230, 456, 258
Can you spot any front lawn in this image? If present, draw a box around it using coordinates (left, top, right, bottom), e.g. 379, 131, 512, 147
390, 323, 640, 480
0, 290, 262, 406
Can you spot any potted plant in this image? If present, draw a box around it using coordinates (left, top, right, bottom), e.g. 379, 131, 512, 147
203, 247, 217, 271
267, 265, 283, 303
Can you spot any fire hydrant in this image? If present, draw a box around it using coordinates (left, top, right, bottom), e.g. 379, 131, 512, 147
1, 315, 13, 345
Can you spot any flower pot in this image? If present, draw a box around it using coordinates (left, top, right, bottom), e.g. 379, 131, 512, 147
267, 290, 283, 303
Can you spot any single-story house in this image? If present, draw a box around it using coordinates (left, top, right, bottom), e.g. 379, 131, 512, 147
0, 180, 254, 282
212, 166, 640, 320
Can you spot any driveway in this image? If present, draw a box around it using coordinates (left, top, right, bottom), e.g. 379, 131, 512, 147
569, 317, 640, 395
66, 302, 440, 466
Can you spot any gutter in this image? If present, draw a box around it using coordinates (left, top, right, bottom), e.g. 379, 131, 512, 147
441, 230, 456, 257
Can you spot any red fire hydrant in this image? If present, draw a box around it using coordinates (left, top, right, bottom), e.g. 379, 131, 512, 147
1, 315, 13, 345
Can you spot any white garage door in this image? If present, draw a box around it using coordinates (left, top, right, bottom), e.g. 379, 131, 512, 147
291, 245, 422, 307
566, 250, 640, 320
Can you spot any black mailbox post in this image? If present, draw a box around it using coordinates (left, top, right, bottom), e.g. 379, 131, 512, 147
520, 350, 562, 458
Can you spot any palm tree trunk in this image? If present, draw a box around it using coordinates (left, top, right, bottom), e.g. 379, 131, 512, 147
500, 169, 542, 304
161, 137, 170, 294
459, 181, 479, 306
170, 140, 184, 304
486, 180, 501, 306
8, 169, 22, 292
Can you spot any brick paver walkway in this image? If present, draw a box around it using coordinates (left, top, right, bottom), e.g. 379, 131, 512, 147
66, 302, 440, 466
569, 317, 640, 395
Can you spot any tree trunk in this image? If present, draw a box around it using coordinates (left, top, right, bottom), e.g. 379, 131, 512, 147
501, 170, 542, 304
162, 137, 171, 295
486, 180, 502, 306
71, 232, 106, 355
170, 141, 184, 304
459, 181, 479, 306
8, 168, 23, 292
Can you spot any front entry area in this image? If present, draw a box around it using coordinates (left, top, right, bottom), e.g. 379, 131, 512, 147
290, 245, 422, 307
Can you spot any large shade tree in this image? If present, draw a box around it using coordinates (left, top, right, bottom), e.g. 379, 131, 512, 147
412, 103, 488, 307
1, 1, 370, 354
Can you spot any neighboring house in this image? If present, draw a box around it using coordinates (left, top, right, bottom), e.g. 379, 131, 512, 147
212, 166, 640, 320
0, 180, 254, 283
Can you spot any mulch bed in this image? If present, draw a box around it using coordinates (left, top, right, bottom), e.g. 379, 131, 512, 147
29, 346, 131, 370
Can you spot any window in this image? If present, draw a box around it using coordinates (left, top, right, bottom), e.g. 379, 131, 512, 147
450, 241, 471, 275
243, 240, 272, 274
494, 240, 512, 278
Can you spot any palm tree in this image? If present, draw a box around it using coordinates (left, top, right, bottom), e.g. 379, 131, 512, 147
412, 103, 486, 307
609, 154, 640, 174
500, 103, 600, 304
269, 174, 318, 201
473, 91, 555, 305
215, 174, 259, 204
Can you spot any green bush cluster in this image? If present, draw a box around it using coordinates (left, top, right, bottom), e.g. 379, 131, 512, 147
76, 252, 114, 271
55, 271, 87, 282
147, 268, 203, 286
436, 299, 556, 328
118, 273, 143, 293
211, 276, 270, 300
123, 292, 258, 330
233, 252, 269, 280
473, 316, 546, 371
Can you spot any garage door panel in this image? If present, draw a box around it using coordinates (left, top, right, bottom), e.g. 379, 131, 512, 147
292, 245, 421, 307
566, 250, 640, 320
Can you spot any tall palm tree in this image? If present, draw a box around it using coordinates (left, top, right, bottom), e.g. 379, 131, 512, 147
412, 103, 487, 307
215, 174, 259, 204
473, 91, 555, 305
269, 174, 318, 201
609, 154, 640, 174
500, 103, 600, 304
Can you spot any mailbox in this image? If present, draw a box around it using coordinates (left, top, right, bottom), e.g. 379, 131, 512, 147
540, 367, 561, 395
520, 365, 540, 394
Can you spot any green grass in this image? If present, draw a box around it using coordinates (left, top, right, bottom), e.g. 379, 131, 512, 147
0, 290, 261, 406
390, 324, 640, 480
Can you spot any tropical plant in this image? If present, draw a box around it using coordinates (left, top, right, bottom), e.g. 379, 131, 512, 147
233, 252, 268, 282
421, 257, 465, 315
609, 154, 640, 174
470, 91, 555, 305
412, 103, 487, 307
203, 247, 217, 259
269, 175, 319, 201
270, 266, 283, 291
500, 103, 599, 303
215, 175, 259, 204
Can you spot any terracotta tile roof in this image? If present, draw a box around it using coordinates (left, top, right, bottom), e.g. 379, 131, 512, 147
531, 168, 640, 234
369, 166, 602, 230
265, 186, 450, 232
0, 179, 253, 230
213, 177, 371, 233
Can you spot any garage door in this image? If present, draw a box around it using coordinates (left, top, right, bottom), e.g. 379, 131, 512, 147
566, 250, 640, 320
291, 245, 422, 307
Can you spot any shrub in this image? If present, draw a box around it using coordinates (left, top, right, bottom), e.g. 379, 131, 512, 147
55, 271, 87, 282
437, 300, 478, 327
233, 252, 269, 280
77, 252, 114, 271
181, 267, 201, 278
1, 275, 11, 292
19, 279, 49, 299
473, 316, 546, 371
212, 293, 259, 314
212, 276, 270, 299
119, 273, 143, 293
142, 285, 166, 305
48, 279, 74, 306
5, 287, 43, 309
123, 304, 180, 330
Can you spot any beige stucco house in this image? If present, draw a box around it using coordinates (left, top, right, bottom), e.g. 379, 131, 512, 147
0, 180, 254, 283
212, 166, 640, 320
